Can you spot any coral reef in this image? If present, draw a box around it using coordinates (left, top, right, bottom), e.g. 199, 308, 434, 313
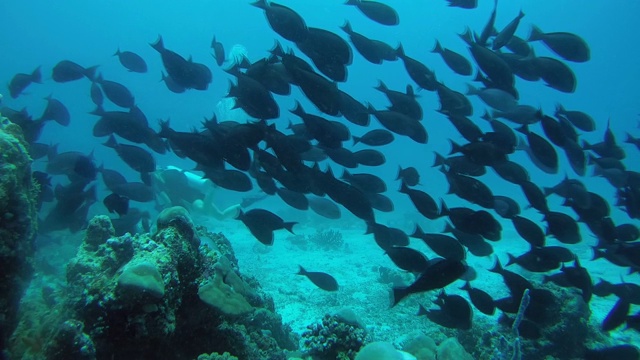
308, 228, 344, 251
8, 207, 297, 359
301, 312, 370, 359
0, 114, 38, 355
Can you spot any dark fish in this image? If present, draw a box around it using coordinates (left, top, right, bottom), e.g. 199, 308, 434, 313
29, 142, 54, 160
210, 36, 225, 67
516, 124, 559, 174
433, 153, 486, 177
96, 74, 135, 109
113, 48, 147, 73
345, 0, 399, 26
52, 60, 97, 82
252, 0, 308, 42
396, 166, 419, 187
314, 167, 375, 222
353, 149, 385, 166
531, 57, 576, 93
489, 259, 532, 299
244, 57, 292, 96
9, 66, 41, 98
103, 135, 155, 173
555, 104, 595, 132
368, 104, 428, 144
450, 140, 507, 167
295, 27, 352, 82
160, 72, 186, 93
73, 155, 97, 181
103, 193, 129, 216
366, 192, 394, 213
340, 21, 397, 64
511, 216, 545, 247
563, 139, 587, 177
290, 101, 348, 148
341, 170, 386, 194
477, 0, 498, 47
544, 176, 590, 209
385, 247, 429, 273
491, 161, 529, 185
443, 222, 494, 258
111, 182, 155, 203
432, 40, 472, 76
290, 68, 341, 116
90, 82, 104, 106
392, 258, 467, 306
460, 282, 495, 315
506, 247, 562, 273
98, 165, 127, 191
203, 168, 253, 192
277, 187, 308, 210
459, 28, 514, 89
150, 36, 211, 90
544, 211, 581, 244
353, 129, 394, 146
338, 89, 370, 126
505, 35, 532, 57
442, 205, 502, 241
446, 0, 477, 9
492, 195, 520, 219
297, 266, 338, 291
421, 291, 472, 330
237, 208, 296, 246
308, 196, 341, 219
366, 222, 406, 250
616, 224, 640, 242
442, 169, 495, 209
466, 85, 517, 112
396, 44, 438, 91
491, 105, 539, 125
39, 95, 70, 126
411, 225, 466, 261
520, 180, 549, 214
560, 258, 592, 303
528, 25, 590, 62
602, 298, 630, 331
228, 70, 280, 120
492, 10, 525, 50
375, 81, 422, 120
436, 83, 473, 117
400, 183, 440, 220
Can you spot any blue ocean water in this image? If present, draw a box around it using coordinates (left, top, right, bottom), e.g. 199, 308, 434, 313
1, 0, 640, 358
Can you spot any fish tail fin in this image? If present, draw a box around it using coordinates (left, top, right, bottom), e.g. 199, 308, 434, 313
352, 135, 361, 145
366, 103, 376, 114
283, 221, 297, 234
432, 152, 446, 167
32, 66, 42, 83
398, 180, 410, 194
270, 41, 284, 57
555, 103, 565, 116
395, 43, 405, 57
449, 139, 463, 155
528, 25, 543, 42
410, 224, 424, 239
250, 0, 268, 9
431, 40, 443, 54
518, 10, 525, 18
460, 281, 472, 291
103, 135, 118, 149
439, 199, 449, 217
374, 80, 388, 93
84, 66, 98, 82
297, 265, 307, 275
459, 27, 474, 45
396, 166, 404, 181
581, 139, 591, 150
505, 253, 517, 267
391, 286, 410, 307
89, 104, 105, 116
113, 48, 121, 57
489, 258, 504, 274
625, 133, 636, 144
150, 35, 165, 52
340, 20, 352, 34
480, 109, 493, 122
290, 101, 305, 117
345, 0, 360, 6
465, 83, 479, 95
442, 221, 454, 234
416, 303, 428, 316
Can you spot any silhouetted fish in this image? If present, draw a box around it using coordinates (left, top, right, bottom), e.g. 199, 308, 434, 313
297, 266, 338, 291
252, 0, 308, 42
392, 258, 467, 306
114, 48, 147, 73
9, 66, 41, 98
103, 193, 129, 216
345, 0, 399, 26
237, 208, 296, 245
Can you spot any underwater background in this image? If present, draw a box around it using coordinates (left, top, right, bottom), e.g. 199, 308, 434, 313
0, 0, 639, 359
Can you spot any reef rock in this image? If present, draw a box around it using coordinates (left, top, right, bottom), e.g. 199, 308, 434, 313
0, 116, 38, 354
